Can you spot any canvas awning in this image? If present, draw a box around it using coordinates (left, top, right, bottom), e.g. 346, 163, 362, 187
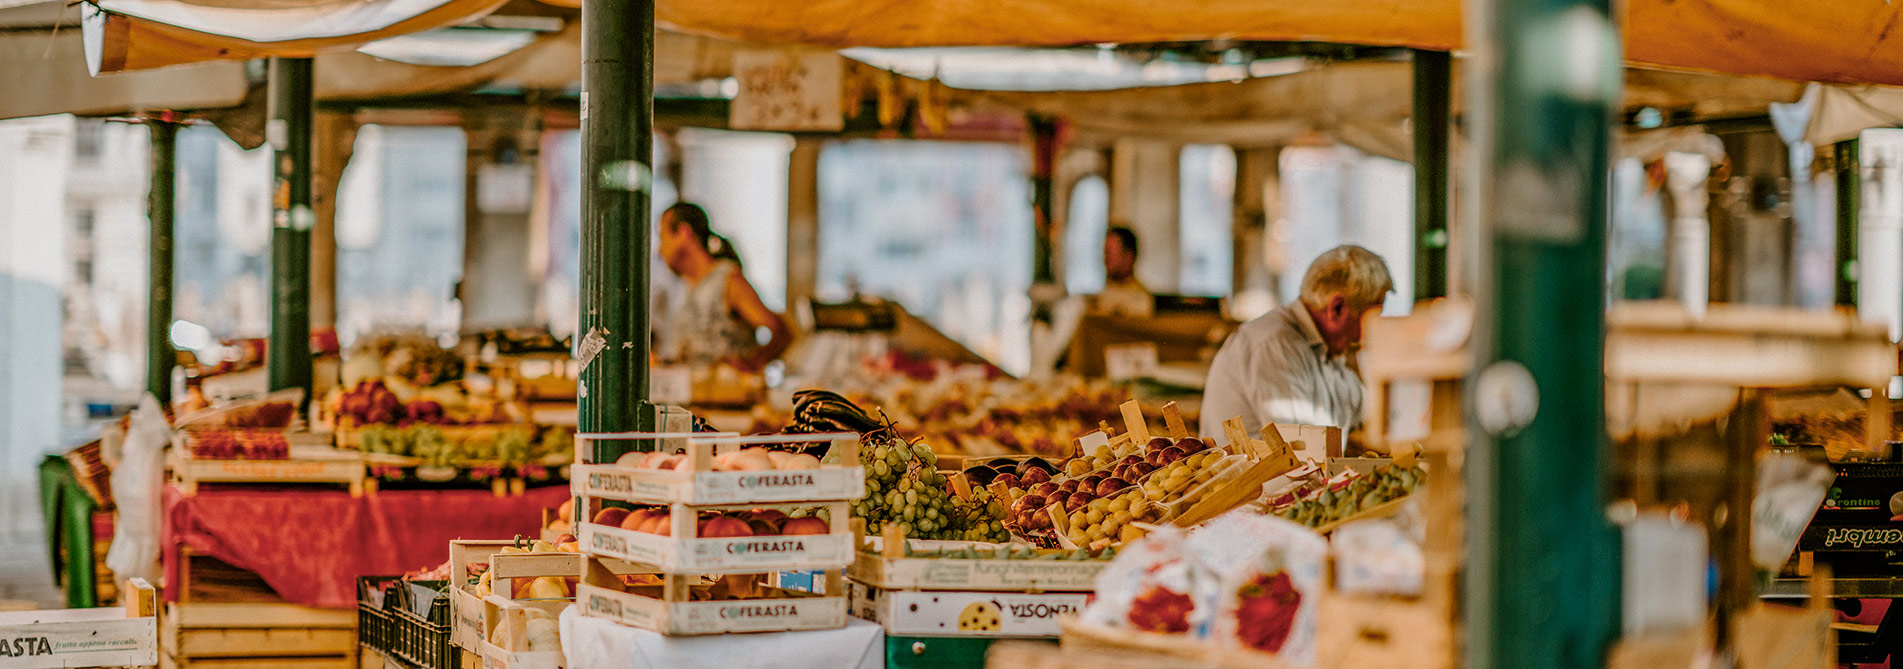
656, 0, 1903, 87
81, 0, 512, 74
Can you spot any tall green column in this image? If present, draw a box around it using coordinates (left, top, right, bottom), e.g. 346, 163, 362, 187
1029, 115, 1058, 286
267, 58, 314, 401
1412, 50, 1451, 302
579, 0, 654, 455
1466, 0, 1621, 666
146, 119, 177, 405
1835, 140, 1860, 307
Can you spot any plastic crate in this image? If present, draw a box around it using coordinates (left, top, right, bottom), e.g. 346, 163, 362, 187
358, 576, 454, 669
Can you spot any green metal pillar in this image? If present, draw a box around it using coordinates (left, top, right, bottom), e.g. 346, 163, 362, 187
1412, 50, 1451, 302
1835, 139, 1860, 307
579, 0, 654, 456
1466, 0, 1621, 666
146, 118, 177, 405
1029, 115, 1058, 286
267, 58, 314, 401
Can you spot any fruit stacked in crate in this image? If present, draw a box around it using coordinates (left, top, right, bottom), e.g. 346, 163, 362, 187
569, 432, 865, 635
444, 538, 585, 669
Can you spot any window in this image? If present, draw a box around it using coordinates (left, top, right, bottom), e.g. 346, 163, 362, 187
817, 140, 1033, 374
334, 125, 467, 345
537, 130, 688, 339
73, 208, 95, 237
73, 120, 104, 160
174, 124, 272, 339
1179, 144, 1235, 297
1064, 174, 1109, 295
1277, 146, 1414, 315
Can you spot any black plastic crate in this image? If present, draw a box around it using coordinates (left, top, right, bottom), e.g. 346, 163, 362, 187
357, 576, 453, 669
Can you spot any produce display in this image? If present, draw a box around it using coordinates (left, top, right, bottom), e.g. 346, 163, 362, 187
591, 506, 834, 537
186, 429, 290, 460
896, 544, 1112, 561
781, 390, 1012, 542
612, 447, 821, 471
1266, 463, 1424, 529
333, 379, 519, 427
224, 401, 296, 428
357, 423, 564, 469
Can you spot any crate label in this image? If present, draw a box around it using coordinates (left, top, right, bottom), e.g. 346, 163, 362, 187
0, 617, 156, 668
577, 464, 863, 504
581, 525, 668, 565
850, 584, 1085, 637
673, 598, 844, 634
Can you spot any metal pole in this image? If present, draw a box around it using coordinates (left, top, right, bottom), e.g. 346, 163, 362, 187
1837, 139, 1861, 307
1029, 115, 1059, 287
267, 57, 314, 402
1412, 49, 1452, 302
1465, 0, 1621, 665
579, 0, 654, 456
146, 119, 177, 405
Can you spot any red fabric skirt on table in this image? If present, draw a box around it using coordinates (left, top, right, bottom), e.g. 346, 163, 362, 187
162, 483, 568, 609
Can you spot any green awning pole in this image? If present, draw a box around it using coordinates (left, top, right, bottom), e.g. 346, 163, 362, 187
1412, 49, 1452, 302
146, 118, 177, 405
267, 58, 314, 403
1029, 114, 1058, 287
580, 0, 655, 460
1466, 0, 1622, 665
1836, 139, 1860, 307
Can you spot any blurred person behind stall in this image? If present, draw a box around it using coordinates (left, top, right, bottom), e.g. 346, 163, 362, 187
655, 202, 792, 370
1091, 224, 1152, 316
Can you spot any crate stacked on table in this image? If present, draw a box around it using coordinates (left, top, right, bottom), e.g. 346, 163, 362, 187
569, 432, 864, 635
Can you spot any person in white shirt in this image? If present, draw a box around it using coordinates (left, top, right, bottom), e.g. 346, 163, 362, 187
1200, 245, 1394, 441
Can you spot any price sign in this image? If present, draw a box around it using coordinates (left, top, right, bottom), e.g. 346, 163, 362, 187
730, 51, 844, 131
650, 366, 692, 405
1104, 343, 1159, 381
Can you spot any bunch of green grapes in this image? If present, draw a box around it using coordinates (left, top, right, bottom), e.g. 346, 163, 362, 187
949, 485, 1011, 542
853, 437, 960, 538
849, 434, 909, 532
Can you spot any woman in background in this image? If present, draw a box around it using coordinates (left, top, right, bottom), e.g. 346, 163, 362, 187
656, 202, 792, 370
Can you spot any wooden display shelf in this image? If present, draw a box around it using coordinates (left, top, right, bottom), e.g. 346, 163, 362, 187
169, 446, 366, 497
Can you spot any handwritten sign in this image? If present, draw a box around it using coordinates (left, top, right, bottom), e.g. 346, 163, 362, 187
1104, 343, 1159, 382
730, 51, 844, 131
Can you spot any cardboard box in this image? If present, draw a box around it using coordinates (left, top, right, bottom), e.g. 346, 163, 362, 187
848, 582, 1086, 637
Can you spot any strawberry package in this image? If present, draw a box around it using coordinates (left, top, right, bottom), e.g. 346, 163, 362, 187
1188, 511, 1326, 664
1080, 526, 1204, 636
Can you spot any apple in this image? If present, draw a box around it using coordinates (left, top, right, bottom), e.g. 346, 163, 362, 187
1127, 462, 1157, 479
1174, 437, 1207, 453
1146, 437, 1173, 452
995, 473, 1022, 489
622, 509, 660, 531
614, 452, 645, 468
592, 508, 630, 527
1156, 446, 1188, 465
1082, 474, 1105, 489
1031, 482, 1059, 498
781, 517, 829, 535
1118, 454, 1145, 467
1096, 477, 1130, 497
1059, 479, 1080, 493
1050, 489, 1072, 506
1065, 490, 1095, 513
557, 499, 574, 524
779, 453, 821, 470
1022, 468, 1052, 485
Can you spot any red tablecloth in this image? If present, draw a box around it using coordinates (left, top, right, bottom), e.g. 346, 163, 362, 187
163, 483, 569, 609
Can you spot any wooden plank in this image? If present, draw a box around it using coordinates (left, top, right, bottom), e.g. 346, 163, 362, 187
1161, 403, 1188, 440
165, 654, 357, 669
172, 627, 356, 658
167, 602, 355, 629
1119, 401, 1149, 444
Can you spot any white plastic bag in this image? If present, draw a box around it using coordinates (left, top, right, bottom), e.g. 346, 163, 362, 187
105, 393, 169, 584
1752, 450, 1834, 570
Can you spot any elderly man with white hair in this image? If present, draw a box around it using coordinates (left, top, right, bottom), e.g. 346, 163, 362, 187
1201, 245, 1395, 440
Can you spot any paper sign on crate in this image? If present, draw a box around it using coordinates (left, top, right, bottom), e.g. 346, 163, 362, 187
574, 433, 863, 505
847, 582, 1086, 637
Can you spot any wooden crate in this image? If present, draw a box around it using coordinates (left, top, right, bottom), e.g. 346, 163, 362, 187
576, 500, 852, 573
574, 556, 846, 636
0, 578, 157, 668
571, 432, 863, 506
473, 552, 579, 669
163, 600, 357, 668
